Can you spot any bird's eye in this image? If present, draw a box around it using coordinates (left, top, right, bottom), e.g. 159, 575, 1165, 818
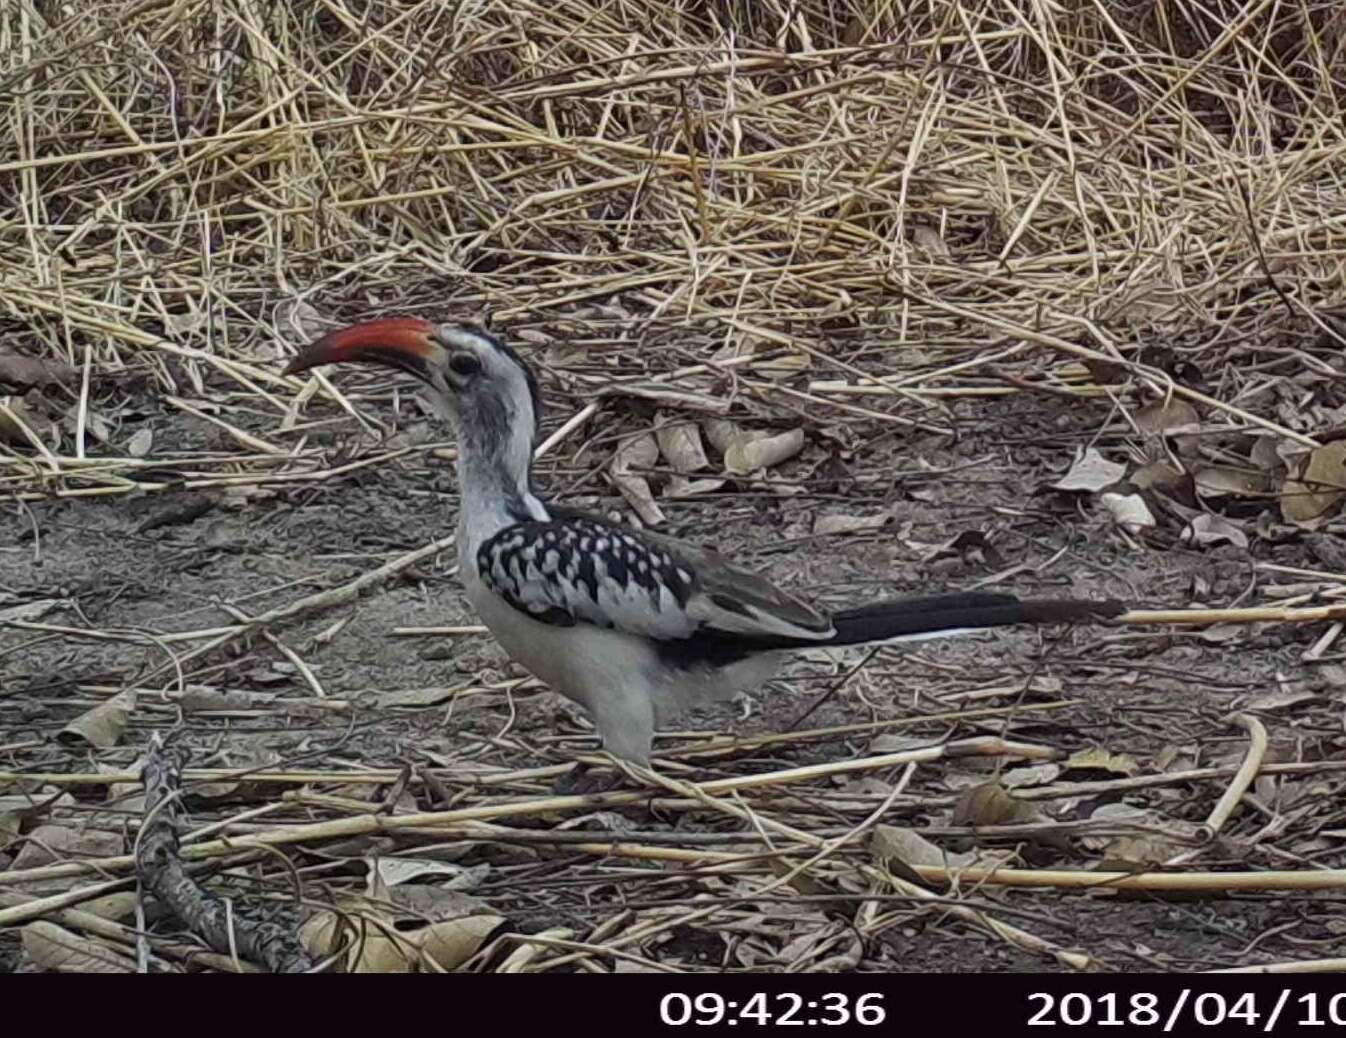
448, 353, 481, 377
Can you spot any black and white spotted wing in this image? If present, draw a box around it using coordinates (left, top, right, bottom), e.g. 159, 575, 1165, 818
476, 517, 836, 644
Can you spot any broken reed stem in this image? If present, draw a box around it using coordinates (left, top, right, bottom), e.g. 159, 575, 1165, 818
1208, 958, 1346, 974
1118, 604, 1346, 626
905, 865, 1346, 893
7, 737, 1345, 897
1198, 713, 1268, 842
0, 736, 1053, 888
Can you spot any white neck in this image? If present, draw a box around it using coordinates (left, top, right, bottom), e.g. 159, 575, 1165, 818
452, 400, 548, 557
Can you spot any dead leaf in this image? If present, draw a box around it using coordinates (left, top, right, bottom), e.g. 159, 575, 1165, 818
1242, 687, 1317, 711
0, 598, 61, 623
1131, 460, 1189, 493
374, 686, 464, 708
1079, 802, 1150, 847
1084, 804, 1200, 866
416, 915, 503, 971
1065, 746, 1139, 776
871, 824, 973, 871
0, 351, 75, 389
951, 781, 1052, 827
1051, 447, 1124, 493
11, 823, 124, 869
610, 432, 664, 525
301, 903, 416, 973
1250, 435, 1286, 476
1134, 398, 1199, 437
911, 224, 950, 259
665, 475, 727, 498
22, 921, 135, 972
375, 858, 488, 891
389, 885, 491, 922
654, 415, 710, 473
702, 418, 740, 454
57, 689, 136, 749
813, 512, 890, 536
0, 396, 58, 448
126, 427, 153, 458
1282, 442, 1346, 525
724, 428, 805, 475
1099, 492, 1156, 534
1193, 466, 1267, 500
1100, 834, 1186, 867
1181, 513, 1249, 550
1001, 762, 1063, 788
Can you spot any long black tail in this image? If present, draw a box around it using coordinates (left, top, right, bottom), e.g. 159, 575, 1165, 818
825, 592, 1126, 646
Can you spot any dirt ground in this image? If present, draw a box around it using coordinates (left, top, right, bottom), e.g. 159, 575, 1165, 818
3, 364, 1346, 973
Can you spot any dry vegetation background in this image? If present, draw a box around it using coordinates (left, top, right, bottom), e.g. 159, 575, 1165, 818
3, 0, 1346, 973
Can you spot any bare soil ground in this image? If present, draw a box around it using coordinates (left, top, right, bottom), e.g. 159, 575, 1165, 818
4, 0, 1346, 977
6, 360, 1346, 973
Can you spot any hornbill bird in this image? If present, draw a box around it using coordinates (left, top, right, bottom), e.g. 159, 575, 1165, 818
284, 319, 1124, 768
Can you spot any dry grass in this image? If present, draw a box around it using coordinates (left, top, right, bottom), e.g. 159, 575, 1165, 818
4, 0, 1346, 973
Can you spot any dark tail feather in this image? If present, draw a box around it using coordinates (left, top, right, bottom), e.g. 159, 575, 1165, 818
826, 592, 1126, 646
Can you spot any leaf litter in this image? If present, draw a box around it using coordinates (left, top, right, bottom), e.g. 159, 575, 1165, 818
4, 1, 1346, 976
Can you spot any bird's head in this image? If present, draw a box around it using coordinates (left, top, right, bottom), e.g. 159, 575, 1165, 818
284, 317, 543, 445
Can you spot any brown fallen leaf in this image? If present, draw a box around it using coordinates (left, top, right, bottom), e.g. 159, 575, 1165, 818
702, 418, 740, 454
1051, 447, 1125, 493
0, 395, 58, 448
724, 428, 805, 475
871, 824, 974, 876
301, 900, 415, 973
11, 823, 125, 870
1100, 492, 1156, 534
1181, 513, 1248, 549
416, 915, 504, 971
665, 475, 726, 498
126, 426, 153, 458
57, 689, 136, 749
1193, 465, 1268, 500
654, 414, 710, 473
911, 223, 950, 259
1282, 442, 1346, 525
1130, 460, 1191, 495
22, 921, 135, 973
813, 512, 891, 536
0, 351, 75, 389
373, 686, 464, 708
610, 432, 664, 525
0, 598, 61, 623
951, 781, 1053, 828
390, 885, 493, 923
1065, 746, 1140, 776
1001, 762, 1063, 789
56, 694, 133, 748
1134, 397, 1199, 437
